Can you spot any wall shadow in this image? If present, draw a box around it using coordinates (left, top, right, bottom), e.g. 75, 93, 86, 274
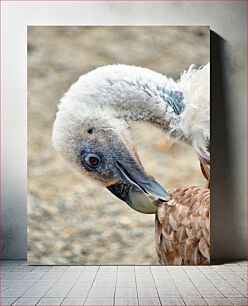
210, 31, 241, 264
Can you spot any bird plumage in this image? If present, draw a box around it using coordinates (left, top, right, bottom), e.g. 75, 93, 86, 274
177, 63, 210, 165
155, 186, 210, 265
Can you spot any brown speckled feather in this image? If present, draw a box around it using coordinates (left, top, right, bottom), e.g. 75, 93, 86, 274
155, 186, 210, 265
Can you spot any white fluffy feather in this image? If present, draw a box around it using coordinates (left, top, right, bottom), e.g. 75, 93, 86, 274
177, 63, 210, 163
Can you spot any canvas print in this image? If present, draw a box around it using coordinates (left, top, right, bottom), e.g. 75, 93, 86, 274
28, 26, 210, 265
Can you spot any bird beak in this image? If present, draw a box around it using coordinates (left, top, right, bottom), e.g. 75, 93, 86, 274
107, 160, 171, 214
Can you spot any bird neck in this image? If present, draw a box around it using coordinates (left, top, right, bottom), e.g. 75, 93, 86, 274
90, 65, 186, 141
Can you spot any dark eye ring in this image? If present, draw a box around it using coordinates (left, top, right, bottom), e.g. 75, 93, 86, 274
84, 153, 101, 168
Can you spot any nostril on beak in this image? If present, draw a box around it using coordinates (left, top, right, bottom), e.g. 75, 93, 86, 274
121, 184, 129, 197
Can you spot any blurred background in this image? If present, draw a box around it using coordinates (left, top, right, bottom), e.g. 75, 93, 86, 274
28, 26, 209, 264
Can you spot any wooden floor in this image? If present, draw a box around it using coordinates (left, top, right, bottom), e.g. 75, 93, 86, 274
1, 260, 247, 305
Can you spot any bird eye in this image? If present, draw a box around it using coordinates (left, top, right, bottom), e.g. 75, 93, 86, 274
84, 153, 101, 168
87, 128, 96, 134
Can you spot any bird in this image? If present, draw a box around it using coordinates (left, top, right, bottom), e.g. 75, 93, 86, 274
52, 63, 210, 265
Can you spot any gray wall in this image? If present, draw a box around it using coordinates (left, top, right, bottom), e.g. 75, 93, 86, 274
1, 1, 247, 261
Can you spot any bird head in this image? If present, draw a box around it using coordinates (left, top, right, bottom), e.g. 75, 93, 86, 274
52, 107, 170, 214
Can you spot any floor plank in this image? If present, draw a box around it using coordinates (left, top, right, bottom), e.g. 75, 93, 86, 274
0, 260, 246, 306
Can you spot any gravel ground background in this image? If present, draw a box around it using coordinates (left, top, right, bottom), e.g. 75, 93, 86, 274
28, 26, 209, 265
